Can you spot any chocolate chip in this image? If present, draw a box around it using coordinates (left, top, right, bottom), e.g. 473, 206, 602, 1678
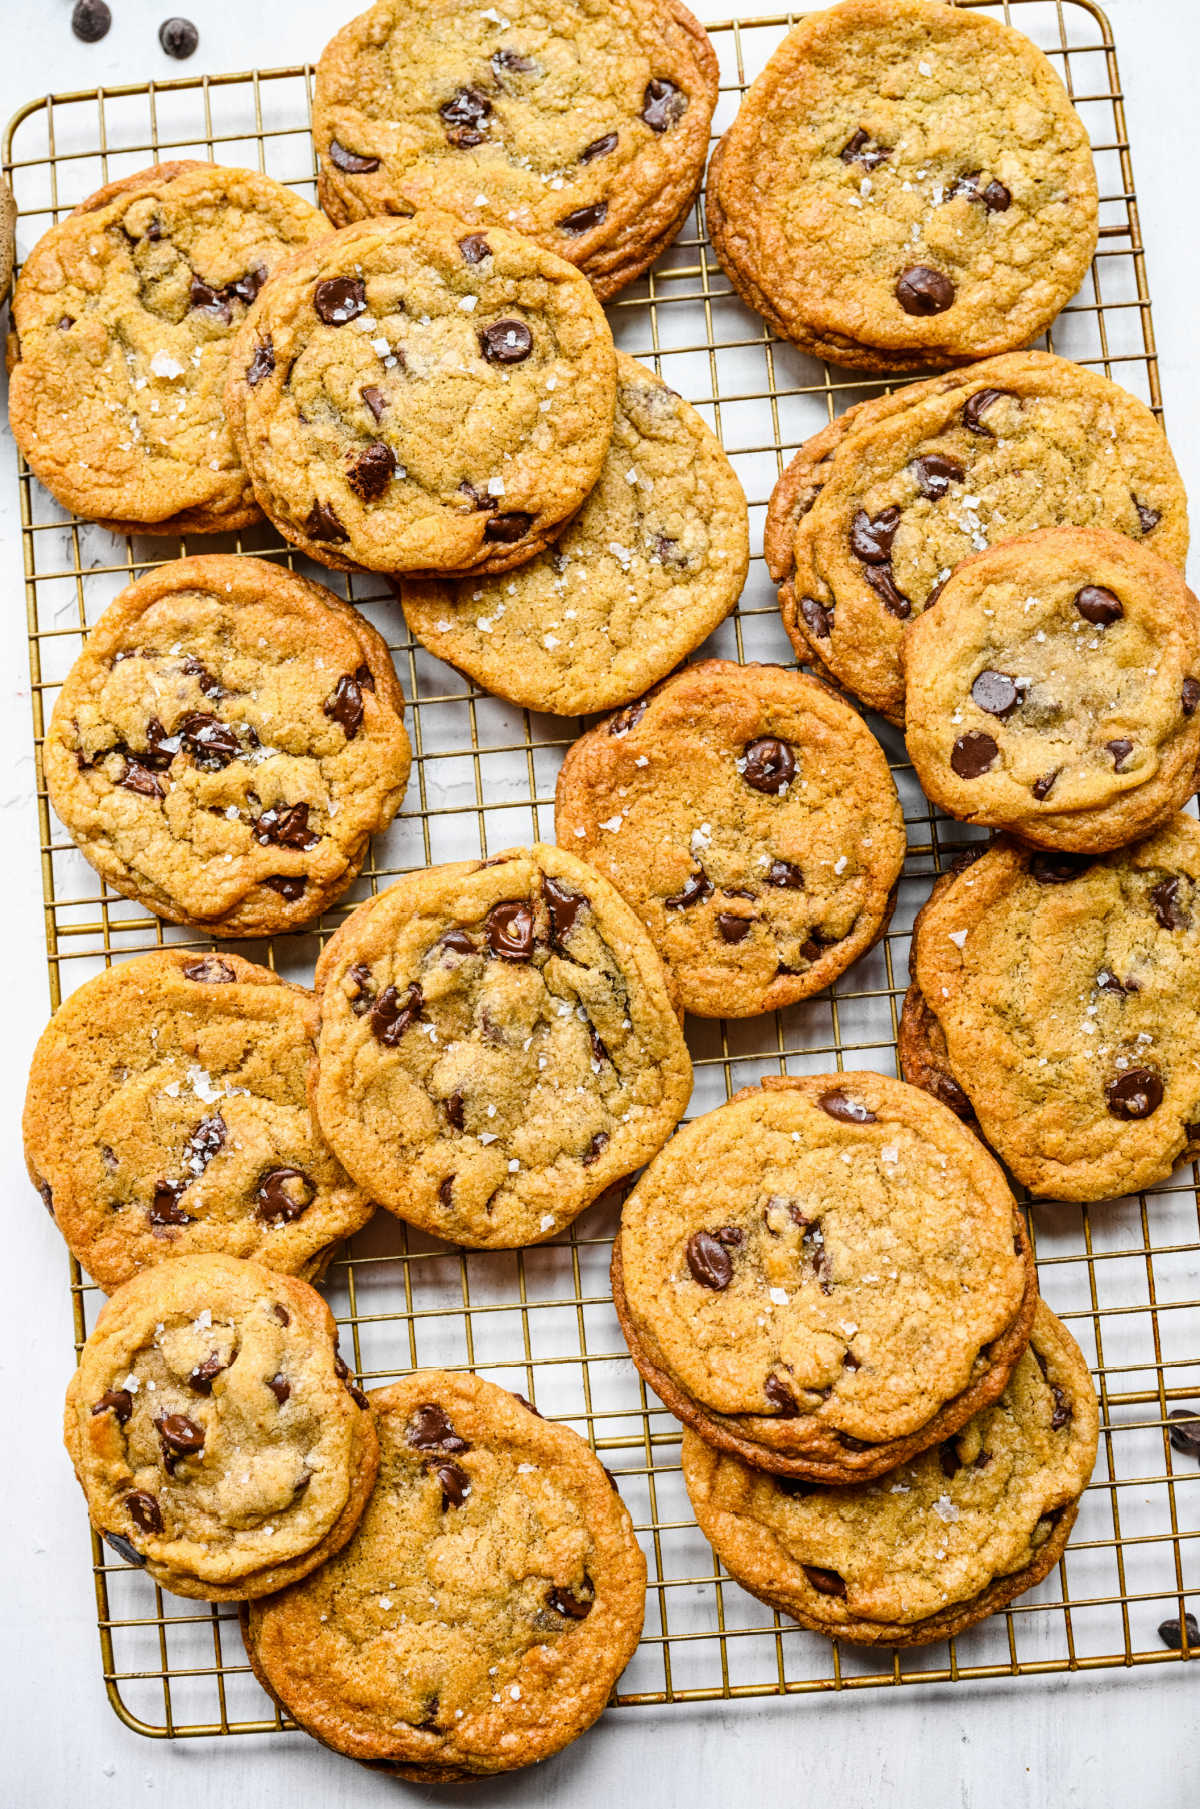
849, 506, 900, 565
157, 1413, 204, 1459
126, 1490, 164, 1535
642, 78, 687, 131
439, 930, 476, 957
185, 1113, 226, 1177
939, 1440, 962, 1478
1050, 1385, 1072, 1430
255, 1167, 316, 1224
928, 1071, 973, 1119
803, 1223, 833, 1293
950, 730, 998, 778
247, 338, 274, 385
839, 127, 889, 170
842, 1349, 861, 1372
1032, 770, 1060, 801
1030, 852, 1090, 884
272, 1303, 291, 1326
313, 276, 366, 326
323, 673, 368, 740
819, 1090, 877, 1124
458, 233, 492, 265
72, 0, 111, 42
799, 595, 833, 639
159, 17, 198, 58
547, 1582, 593, 1619
581, 132, 618, 163
252, 802, 319, 851
1105, 1068, 1163, 1119
764, 1375, 799, 1417
92, 1389, 133, 1425
686, 1230, 734, 1290
334, 1352, 370, 1409
664, 869, 713, 909
776, 1477, 818, 1499
329, 139, 380, 173
180, 654, 223, 699
369, 982, 423, 1046
896, 265, 955, 315
188, 1354, 226, 1394
1107, 738, 1134, 772
178, 712, 239, 770
484, 510, 535, 543
609, 698, 647, 736
925, 577, 948, 611
479, 319, 533, 364
347, 440, 396, 502
716, 913, 752, 943
119, 759, 165, 800
1182, 676, 1200, 718
586, 1019, 610, 1068
407, 1405, 469, 1453
971, 669, 1020, 718
58, 315, 75, 330
765, 860, 804, 889
305, 499, 349, 543
188, 276, 232, 325
1134, 498, 1161, 535
267, 1373, 291, 1406
912, 453, 964, 500
544, 875, 586, 946
742, 737, 796, 795
149, 1181, 192, 1228
1150, 875, 1189, 930
440, 87, 492, 147
1075, 584, 1123, 626
101, 1530, 145, 1566
437, 1176, 455, 1211
492, 47, 536, 77
434, 1460, 471, 1507
1097, 969, 1134, 995
982, 179, 1011, 211
559, 201, 608, 234
359, 387, 388, 427
263, 875, 306, 901
1158, 1612, 1199, 1651
1167, 1410, 1200, 1459
803, 1565, 847, 1598
863, 563, 911, 617
486, 900, 535, 959
583, 1130, 609, 1166
962, 388, 1014, 435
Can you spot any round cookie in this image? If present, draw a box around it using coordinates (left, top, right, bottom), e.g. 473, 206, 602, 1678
900, 820, 1200, 1202
7, 162, 326, 533
683, 1301, 1097, 1646
902, 528, 1200, 853
705, 0, 1098, 372
311, 844, 692, 1248
225, 212, 617, 577
24, 950, 374, 1293
241, 1372, 646, 1780
613, 1073, 1038, 1483
765, 352, 1189, 724
401, 354, 749, 715
43, 555, 411, 937
553, 662, 906, 1018
312, 0, 718, 303
64, 1254, 379, 1601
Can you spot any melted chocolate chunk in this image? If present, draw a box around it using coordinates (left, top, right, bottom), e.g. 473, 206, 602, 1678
862, 563, 911, 617
254, 1167, 316, 1224
930, 1071, 973, 1119
126, 1490, 163, 1535
895, 265, 955, 315
347, 440, 396, 501
329, 140, 380, 173
484, 510, 535, 543
92, 1389, 133, 1425
253, 803, 319, 850
950, 730, 998, 778
334, 1352, 370, 1409
982, 179, 1011, 211
102, 1531, 145, 1565
544, 875, 586, 946
1097, 969, 1137, 995
1134, 497, 1161, 534
1075, 584, 1123, 626
119, 758, 165, 800
324, 672, 366, 738
717, 912, 752, 943
178, 712, 239, 770
313, 276, 366, 326
547, 1582, 594, 1619
407, 1405, 469, 1453
1106, 738, 1134, 772
849, 506, 900, 565
586, 1019, 610, 1068
263, 875, 307, 901
1167, 1410, 1200, 1459
962, 388, 1014, 435
642, 78, 687, 131
360, 385, 387, 423
434, 1460, 471, 1507
439, 930, 476, 957
1029, 853, 1089, 886
583, 1130, 610, 1167
764, 1374, 799, 1417
742, 737, 796, 795
839, 127, 889, 170
685, 1230, 734, 1290
1150, 874, 1189, 930
665, 869, 713, 909
799, 594, 833, 639
1105, 1068, 1163, 1119
181, 654, 223, 699
1050, 1385, 1072, 1430
440, 87, 492, 147
581, 131, 618, 163
912, 452, 964, 500
803, 1223, 833, 1293
479, 319, 533, 364
246, 337, 275, 385
149, 1181, 192, 1229
939, 1440, 962, 1478
369, 982, 423, 1046
305, 499, 349, 543
765, 860, 804, 889
188, 1353, 227, 1394
1182, 677, 1200, 717
185, 1113, 226, 1176
189, 276, 232, 324
157, 1412, 204, 1458
971, 669, 1020, 718
819, 1089, 877, 1124
458, 233, 492, 265
1032, 770, 1060, 802
559, 201, 608, 234
803, 1565, 847, 1598
486, 900, 535, 959
609, 698, 647, 736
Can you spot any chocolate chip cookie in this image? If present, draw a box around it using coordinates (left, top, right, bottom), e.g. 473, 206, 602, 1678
312, 0, 717, 303
765, 351, 1189, 724
225, 211, 617, 577
901, 819, 1200, 1202
43, 555, 411, 937
553, 662, 906, 1018
311, 844, 691, 1248
903, 528, 1200, 853
683, 1301, 1097, 1645
706, 0, 1098, 371
400, 355, 748, 715
613, 1073, 1037, 1482
241, 1373, 645, 1779
24, 950, 374, 1293
64, 1254, 379, 1600
7, 162, 326, 532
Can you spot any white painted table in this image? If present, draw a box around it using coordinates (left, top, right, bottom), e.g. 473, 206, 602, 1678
0, 2, 1196, 1803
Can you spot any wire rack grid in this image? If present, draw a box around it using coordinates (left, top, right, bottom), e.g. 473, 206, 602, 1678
4, 0, 1197, 1747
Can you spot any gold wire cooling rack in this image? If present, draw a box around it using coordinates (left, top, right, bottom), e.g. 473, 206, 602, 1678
4, 0, 1197, 1745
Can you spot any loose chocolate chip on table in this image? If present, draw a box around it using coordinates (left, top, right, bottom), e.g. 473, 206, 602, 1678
149, 1181, 192, 1228
849, 506, 900, 565
407, 1405, 469, 1453
685, 1230, 734, 1291
764, 1375, 799, 1417
479, 319, 533, 364
1032, 770, 1060, 802
559, 201, 608, 234
583, 1130, 610, 1166
120, 759, 165, 800
799, 594, 833, 639
742, 737, 796, 795
263, 875, 306, 901
911, 452, 964, 500
255, 1166, 316, 1224
1074, 584, 1123, 625
267, 1373, 291, 1406
547, 1583, 594, 1619
253, 803, 320, 850
1105, 1068, 1163, 1119
313, 276, 366, 326
962, 388, 1014, 435
159, 17, 198, 58
642, 78, 687, 131
487, 899, 535, 959
544, 875, 586, 944
434, 1460, 471, 1507
839, 128, 889, 170
1168, 1410, 1200, 1459
665, 868, 713, 909
72, 0, 111, 42
716, 913, 752, 944
92, 1389, 134, 1425
458, 233, 491, 265
127, 1490, 163, 1534
581, 132, 618, 163
895, 265, 955, 316
188, 1353, 227, 1393
1150, 875, 1189, 930
103, 1531, 146, 1566
819, 1090, 877, 1124
492, 47, 536, 77
1134, 497, 1161, 534
1106, 738, 1134, 772
971, 669, 1020, 718
157, 1412, 205, 1457
305, 499, 349, 542
803, 1565, 847, 1599
369, 982, 423, 1046
329, 140, 380, 174
347, 440, 396, 502
247, 339, 275, 385
1158, 1612, 1199, 1651
950, 730, 999, 779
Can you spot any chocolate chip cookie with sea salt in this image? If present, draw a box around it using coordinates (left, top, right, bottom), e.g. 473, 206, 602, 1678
554, 662, 906, 1019
24, 950, 374, 1292
312, 0, 717, 302
613, 1073, 1037, 1483
43, 556, 411, 938
225, 211, 617, 577
311, 844, 691, 1248
64, 1254, 379, 1600
7, 162, 326, 532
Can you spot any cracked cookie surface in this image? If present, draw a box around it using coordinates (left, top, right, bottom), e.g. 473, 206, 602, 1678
64, 1254, 379, 1600
242, 1372, 646, 1780
901, 820, 1200, 1202
24, 950, 374, 1293
401, 354, 748, 715
312, 0, 717, 302
44, 555, 411, 937
225, 211, 617, 577
902, 528, 1200, 853
7, 162, 327, 532
553, 662, 906, 1018
311, 844, 691, 1248
613, 1073, 1037, 1482
706, 0, 1097, 371
765, 351, 1189, 724
683, 1301, 1097, 1644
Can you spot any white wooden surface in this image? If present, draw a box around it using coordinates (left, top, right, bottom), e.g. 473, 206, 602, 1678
0, 2, 1196, 1803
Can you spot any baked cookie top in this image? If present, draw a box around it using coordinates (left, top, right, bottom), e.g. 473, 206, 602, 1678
902, 528, 1200, 853
312, 0, 717, 301
554, 662, 906, 1018
400, 354, 748, 716
7, 162, 326, 531
24, 950, 374, 1293
902, 820, 1200, 1202
705, 0, 1097, 370
242, 1373, 646, 1780
683, 1302, 1097, 1640
225, 211, 617, 577
764, 351, 1189, 724
615, 1073, 1034, 1474
311, 844, 692, 1248
64, 1255, 378, 1599
43, 555, 411, 937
